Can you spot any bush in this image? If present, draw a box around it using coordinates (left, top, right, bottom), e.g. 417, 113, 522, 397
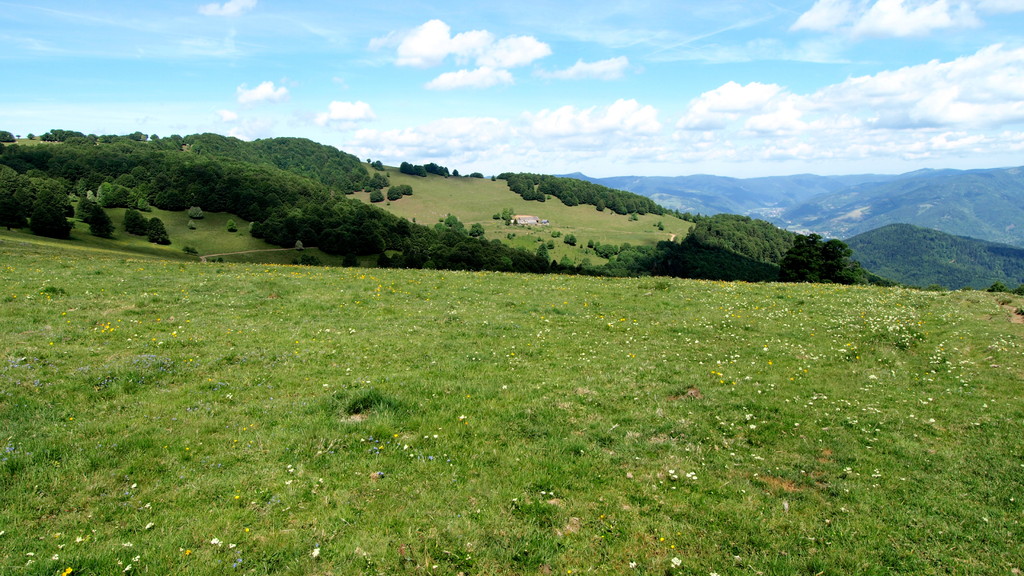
146, 217, 171, 245
124, 209, 149, 235
226, 219, 238, 232
187, 206, 204, 219
293, 253, 321, 266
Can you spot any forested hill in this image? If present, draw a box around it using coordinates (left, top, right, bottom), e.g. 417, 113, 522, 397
846, 223, 1024, 290
186, 133, 370, 193
0, 133, 549, 273
1, 130, 872, 283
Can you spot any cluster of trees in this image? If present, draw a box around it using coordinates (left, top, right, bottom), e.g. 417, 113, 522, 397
399, 161, 454, 178
578, 215, 867, 284
687, 214, 795, 265
779, 233, 866, 284
498, 173, 667, 216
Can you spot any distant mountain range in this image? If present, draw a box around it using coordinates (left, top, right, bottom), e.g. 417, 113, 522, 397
569, 166, 1024, 248
846, 224, 1024, 290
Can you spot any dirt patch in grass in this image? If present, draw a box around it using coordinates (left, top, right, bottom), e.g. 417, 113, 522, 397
668, 387, 703, 401
760, 476, 802, 492
1001, 304, 1024, 324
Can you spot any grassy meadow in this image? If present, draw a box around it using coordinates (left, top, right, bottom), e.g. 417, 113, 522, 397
1, 238, 1023, 575
351, 169, 692, 266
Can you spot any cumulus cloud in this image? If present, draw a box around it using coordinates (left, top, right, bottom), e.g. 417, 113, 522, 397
791, 0, 857, 32
342, 45, 1024, 174
791, 0, 980, 37
374, 20, 550, 89
315, 101, 377, 127
475, 35, 552, 68
236, 81, 288, 105
426, 67, 514, 90
677, 81, 784, 130
383, 19, 551, 69
671, 44, 1024, 166
540, 57, 630, 80
198, 0, 257, 17
348, 117, 512, 163
525, 99, 662, 139
853, 0, 979, 37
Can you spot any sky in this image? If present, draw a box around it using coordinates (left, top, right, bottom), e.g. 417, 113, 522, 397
3, 0, 1024, 178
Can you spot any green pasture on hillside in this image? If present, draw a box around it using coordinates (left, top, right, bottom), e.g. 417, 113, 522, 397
1, 238, 1022, 575
352, 168, 692, 266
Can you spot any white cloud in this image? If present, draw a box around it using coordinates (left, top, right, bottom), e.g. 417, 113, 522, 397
678, 81, 784, 130
792, 0, 981, 37
426, 67, 514, 90
791, 0, 856, 32
379, 19, 550, 73
392, 20, 488, 68
236, 81, 289, 105
525, 99, 662, 139
315, 101, 377, 127
198, 0, 257, 17
540, 57, 630, 80
340, 46, 1024, 175
669, 44, 1024, 167
216, 109, 238, 122
853, 0, 979, 37
348, 117, 512, 163
475, 35, 552, 68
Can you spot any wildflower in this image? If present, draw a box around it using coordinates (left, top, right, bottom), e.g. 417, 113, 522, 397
211, 538, 222, 546
311, 547, 320, 559
671, 557, 682, 567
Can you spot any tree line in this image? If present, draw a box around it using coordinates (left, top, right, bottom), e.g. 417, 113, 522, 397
498, 173, 668, 216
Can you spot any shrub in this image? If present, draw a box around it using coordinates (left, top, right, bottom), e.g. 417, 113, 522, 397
187, 206, 204, 219
124, 209, 149, 235
146, 217, 171, 245
226, 219, 238, 232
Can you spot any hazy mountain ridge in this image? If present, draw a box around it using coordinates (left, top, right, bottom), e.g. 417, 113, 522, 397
568, 167, 1024, 248
846, 223, 1024, 289
565, 172, 899, 218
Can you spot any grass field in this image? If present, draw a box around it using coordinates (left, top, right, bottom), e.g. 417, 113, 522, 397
351, 169, 693, 266
1, 238, 1022, 575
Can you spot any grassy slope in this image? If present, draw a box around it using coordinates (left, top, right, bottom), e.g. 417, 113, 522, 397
18, 205, 350, 267
2, 242, 1023, 575
352, 167, 693, 266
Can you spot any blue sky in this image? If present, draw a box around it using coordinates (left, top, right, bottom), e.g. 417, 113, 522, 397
3, 0, 1024, 177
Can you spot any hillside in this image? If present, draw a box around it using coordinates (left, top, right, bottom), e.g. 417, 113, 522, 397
573, 167, 1024, 250
846, 223, 1024, 289
0, 131, 823, 283
2, 242, 1022, 575
777, 167, 1024, 246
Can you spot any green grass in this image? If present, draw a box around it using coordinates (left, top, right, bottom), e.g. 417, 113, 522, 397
353, 168, 693, 266
2, 240, 1023, 575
